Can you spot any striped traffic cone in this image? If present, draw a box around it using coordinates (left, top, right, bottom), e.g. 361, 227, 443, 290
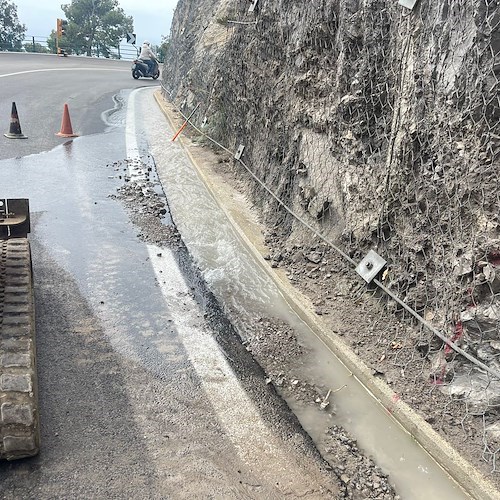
4, 102, 28, 139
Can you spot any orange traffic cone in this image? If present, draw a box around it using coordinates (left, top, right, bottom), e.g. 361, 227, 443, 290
4, 102, 28, 139
56, 103, 78, 138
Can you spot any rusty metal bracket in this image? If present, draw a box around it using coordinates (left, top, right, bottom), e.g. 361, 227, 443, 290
0, 199, 30, 238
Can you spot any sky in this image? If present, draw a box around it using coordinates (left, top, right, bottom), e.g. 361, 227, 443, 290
15, 0, 179, 46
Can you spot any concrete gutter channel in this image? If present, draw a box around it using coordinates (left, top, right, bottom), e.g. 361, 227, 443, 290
153, 91, 500, 500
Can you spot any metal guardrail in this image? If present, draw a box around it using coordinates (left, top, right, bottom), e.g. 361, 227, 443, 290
9, 36, 140, 61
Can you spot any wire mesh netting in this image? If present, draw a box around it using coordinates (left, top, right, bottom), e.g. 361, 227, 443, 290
163, 0, 500, 477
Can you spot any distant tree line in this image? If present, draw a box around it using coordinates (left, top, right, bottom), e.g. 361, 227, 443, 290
1, 0, 169, 60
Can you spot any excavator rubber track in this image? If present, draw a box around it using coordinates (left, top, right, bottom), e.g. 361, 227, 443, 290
0, 202, 40, 460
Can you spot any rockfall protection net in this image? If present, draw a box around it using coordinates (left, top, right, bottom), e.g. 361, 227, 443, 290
163, 0, 500, 475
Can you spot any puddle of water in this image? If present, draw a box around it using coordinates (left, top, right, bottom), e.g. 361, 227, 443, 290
0, 123, 188, 378
143, 92, 470, 499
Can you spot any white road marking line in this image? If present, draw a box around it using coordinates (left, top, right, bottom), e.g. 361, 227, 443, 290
125, 89, 316, 491
0, 68, 128, 78
148, 247, 281, 461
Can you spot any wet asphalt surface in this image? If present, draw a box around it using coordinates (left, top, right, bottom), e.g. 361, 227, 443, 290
0, 55, 338, 497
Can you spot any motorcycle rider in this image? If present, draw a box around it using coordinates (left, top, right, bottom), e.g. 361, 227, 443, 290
139, 40, 158, 75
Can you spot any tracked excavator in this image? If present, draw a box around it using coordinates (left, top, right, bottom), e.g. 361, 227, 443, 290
0, 199, 40, 460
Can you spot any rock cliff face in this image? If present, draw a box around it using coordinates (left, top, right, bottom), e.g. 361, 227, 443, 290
162, 0, 500, 479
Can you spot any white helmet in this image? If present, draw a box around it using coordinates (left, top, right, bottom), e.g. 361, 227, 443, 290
143, 40, 150, 46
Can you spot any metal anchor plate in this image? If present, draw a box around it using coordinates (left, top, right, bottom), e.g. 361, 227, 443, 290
355, 249, 387, 283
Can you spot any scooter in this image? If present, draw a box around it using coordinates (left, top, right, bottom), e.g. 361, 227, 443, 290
132, 58, 160, 80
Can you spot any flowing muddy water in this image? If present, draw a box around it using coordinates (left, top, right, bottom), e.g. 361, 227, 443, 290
140, 89, 470, 499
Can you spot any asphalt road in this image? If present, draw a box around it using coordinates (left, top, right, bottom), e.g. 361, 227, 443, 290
0, 52, 159, 160
0, 53, 339, 498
